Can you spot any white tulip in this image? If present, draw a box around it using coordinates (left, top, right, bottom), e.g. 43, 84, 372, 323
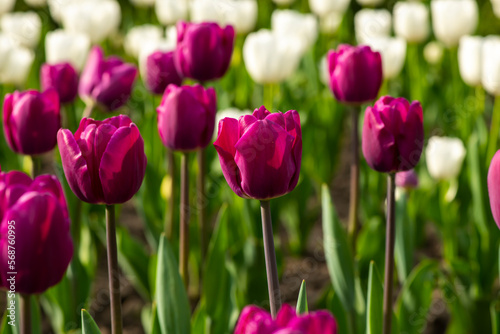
431, 0, 478, 48
190, 0, 257, 34
0, 0, 15, 17
189, 0, 225, 25
318, 54, 329, 86
319, 11, 344, 34
356, 0, 384, 8
423, 41, 444, 64
393, 2, 429, 43
0, 35, 34, 86
273, 0, 295, 5
354, 9, 391, 45
365, 36, 406, 79
213, 108, 251, 140
243, 29, 302, 84
492, 0, 500, 18
1, 12, 41, 49
309, 0, 350, 17
48, 0, 78, 23
155, 0, 188, 25
130, 0, 155, 7
25, 0, 46, 7
45, 29, 91, 71
426, 136, 466, 180
457, 35, 483, 87
271, 10, 318, 55
61, 0, 121, 43
124, 25, 163, 59
481, 36, 500, 96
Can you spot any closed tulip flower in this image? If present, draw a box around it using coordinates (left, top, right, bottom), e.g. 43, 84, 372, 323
130, 0, 154, 7
362, 96, 424, 173
271, 10, 318, 55
141, 50, 183, 95
214, 106, 302, 200
487, 150, 500, 229
40, 62, 79, 104
157, 84, 216, 151
395, 169, 419, 189
124, 25, 163, 59
155, 0, 188, 25
0, 0, 15, 16
393, 2, 430, 43
47, 0, 77, 23
319, 11, 344, 34
355, 9, 391, 45
45, 29, 91, 72
431, 0, 478, 48
365, 36, 407, 80
25, 0, 46, 7
234, 304, 338, 334
3, 89, 60, 155
309, 0, 350, 17
481, 36, 500, 96
0, 171, 73, 294
1, 12, 41, 49
423, 41, 444, 65
57, 115, 147, 204
79, 47, 137, 112
425, 136, 466, 180
0, 35, 34, 87
458, 35, 483, 87
243, 29, 302, 84
174, 21, 235, 82
327, 44, 383, 104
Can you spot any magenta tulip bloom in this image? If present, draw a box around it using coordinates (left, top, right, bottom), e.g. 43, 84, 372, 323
488, 150, 500, 229
0, 171, 73, 294
174, 21, 235, 82
57, 115, 147, 204
328, 45, 383, 105
214, 106, 302, 200
3, 89, 60, 155
234, 304, 338, 334
79, 47, 138, 111
395, 169, 419, 189
362, 96, 424, 173
157, 84, 216, 151
144, 51, 183, 95
41, 62, 79, 103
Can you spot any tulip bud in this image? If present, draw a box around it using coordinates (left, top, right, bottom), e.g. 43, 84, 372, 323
45, 29, 91, 72
1, 12, 41, 49
157, 84, 216, 151
365, 36, 407, 80
25, 0, 46, 7
487, 150, 500, 229
395, 169, 419, 189
174, 21, 235, 82
48, 0, 77, 23
130, 0, 154, 7
57, 115, 147, 204
0, 35, 34, 87
141, 51, 183, 95
425, 136, 466, 180
0, 171, 73, 294
393, 2, 430, 44
40, 62, 79, 104
0, 0, 15, 16
362, 96, 424, 173
214, 106, 302, 200
234, 304, 338, 334
155, 0, 189, 26
423, 41, 444, 65
430, 0, 478, 48
354, 9, 391, 45
79, 47, 137, 112
271, 10, 318, 56
458, 35, 483, 87
327, 44, 383, 105
481, 36, 500, 96
124, 24, 163, 59
243, 29, 302, 84
3, 89, 60, 155
492, 0, 500, 19
309, 0, 350, 17
319, 11, 344, 34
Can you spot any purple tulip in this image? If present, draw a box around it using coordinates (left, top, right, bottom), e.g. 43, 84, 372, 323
174, 21, 235, 82
79, 47, 138, 111
40, 62, 79, 104
157, 84, 216, 151
57, 115, 147, 204
362, 96, 424, 173
144, 50, 184, 95
234, 304, 338, 334
328, 44, 383, 105
214, 106, 302, 200
3, 89, 60, 155
0, 171, 73, 294
395, 169, 419, 189
488, 150, 500, 229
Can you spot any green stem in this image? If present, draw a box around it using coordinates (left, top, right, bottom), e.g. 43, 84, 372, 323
408, 44, 422, 101
165, 150, 176, 239
383, 173, 396, 334
31, 155, 42, 178
264, 83, 274, 112
348, 106, 360, 252
20, 294, 31, 334
82, 102, 95, 119
260, 200, 281, 318
105, 204, 123, 334
487, 97, 500, 164
180, 152, 190, 289
197, 148, 207, 266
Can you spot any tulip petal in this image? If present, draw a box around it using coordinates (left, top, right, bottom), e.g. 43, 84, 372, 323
30, 174, 70, 219
397, 101, 424, 171
2, 93, 16, 152
488, 150, 500, 229
283, 110, 302, 191
233, 305, 277, 334
276, 304, 297, 327
77, 124, 105, 201
287, 311, 338, 334
93, 64, 137, 111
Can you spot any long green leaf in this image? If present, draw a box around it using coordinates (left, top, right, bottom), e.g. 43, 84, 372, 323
81, 310, 101, 334
156, 234, 191, 334
296, 280, 308, 314
366, 261, 383, 334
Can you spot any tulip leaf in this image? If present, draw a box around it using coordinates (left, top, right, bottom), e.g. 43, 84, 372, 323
366, 261, 383, 334
321, 184, 355, 311
81, 310, 101, 334
491, 299, 500, 334
156, 234, 191, 334
296, 280, 308, 314
394, 192, 414, 282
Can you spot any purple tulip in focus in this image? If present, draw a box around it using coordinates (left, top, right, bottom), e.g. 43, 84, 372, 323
488, 150, 500, 229
79, 46, 138, 111
362, 96, 424, 173
157, 84, 216, 151
234, 304, 338, 334
0, 171, 73, 294
395, 169, 419, 189
144, 50, 183, 95
328, 44, 383, 105
57, 115, 147, 205
3, 89, 60, 155
214, 106, 302, 200
40, 62, 79, 103
174, 21, 235, 82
